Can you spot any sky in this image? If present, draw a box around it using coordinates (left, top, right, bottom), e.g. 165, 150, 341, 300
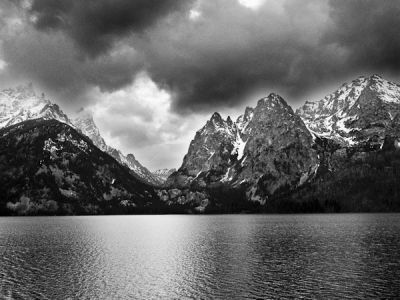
1, 0, 400, 170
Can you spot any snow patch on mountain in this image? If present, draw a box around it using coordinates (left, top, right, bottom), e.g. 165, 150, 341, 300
152, 168, 176, 182
297, 75, 400, 146
231, 131, 247, 160
0, 83, 71, 129
0, 83, 162, 186
369, 75, 400, 103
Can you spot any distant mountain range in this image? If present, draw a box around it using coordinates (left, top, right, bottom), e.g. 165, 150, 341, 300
165, 74, 400, 212
0, 84, 168, 186
1, 75, 400, 214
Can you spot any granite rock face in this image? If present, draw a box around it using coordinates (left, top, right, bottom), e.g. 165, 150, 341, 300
167, 75, 400, 211
297, 75, 400, 148
167, 93, 319, 204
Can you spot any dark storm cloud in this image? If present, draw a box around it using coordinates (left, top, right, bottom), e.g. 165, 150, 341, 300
3, 0, 400, 114
29, 0, 194, 57
1, 26, 144, 107
139, 0, 336, 112
325, 0, 400, 72
138, 0, 400, 112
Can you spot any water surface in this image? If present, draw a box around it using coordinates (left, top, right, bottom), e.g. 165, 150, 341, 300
1, 214, 400, 299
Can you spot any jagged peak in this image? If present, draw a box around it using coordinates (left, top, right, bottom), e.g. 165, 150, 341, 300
236, 106, 255, 131
126, 153, 137, 161
268, 92, 282, 99
210, 112, 223, 121
369, 74, 383, 80
206, 112, 227, 128
257, 92, 289, 109
244, 106, 254, 115
365, 74, 400, 88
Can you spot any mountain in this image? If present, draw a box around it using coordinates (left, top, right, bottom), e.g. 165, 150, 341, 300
166, 76, 400, 212
152, 168, 176, 182
286, 74, 400, 212
3, 76, 400, 214
0, 84, 162, 186
73, 111, 163, 186
297, 74, 400, 148
0, 83, 71, 128
167, 93, 318, 205
0, 119, 164, 215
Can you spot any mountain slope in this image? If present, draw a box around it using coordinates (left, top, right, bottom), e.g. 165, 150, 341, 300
167, 112, 238, 187
167, 93, 318, 204
167, 76, 400, 212
0, 119, 163, 215
297, 75, 400, 147
0, 83, 71, 128
152, 168, 176, 182
0, 84, 162, 186
73, 111, 163, 185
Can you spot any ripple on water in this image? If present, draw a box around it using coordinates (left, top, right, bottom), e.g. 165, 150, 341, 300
0, 214, 400, 299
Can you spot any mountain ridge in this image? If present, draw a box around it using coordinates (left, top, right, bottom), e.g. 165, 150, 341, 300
2, 74, 400, 214
0, 84, 163, 186
0, 118, 164, 215
165, 74, 400, 212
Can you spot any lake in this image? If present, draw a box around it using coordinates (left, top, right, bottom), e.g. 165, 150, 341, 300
0, 214, 400, 299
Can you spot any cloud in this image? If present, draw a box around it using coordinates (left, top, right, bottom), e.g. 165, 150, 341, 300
1, 16, 144, 109
139, 0, 335, 112
238, 0, 267, 10
89, 72, 209, 169
5, 0, 400, 114
28, 0, 195, 57
0, 59, 6, 71
1, 0, 400, 169
324, 0, 400, 73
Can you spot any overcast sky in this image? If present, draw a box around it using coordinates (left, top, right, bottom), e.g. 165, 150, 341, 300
1, 0, 400, 170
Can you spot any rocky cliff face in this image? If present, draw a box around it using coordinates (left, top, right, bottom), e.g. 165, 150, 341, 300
0, 119, 161, 215
167, 93, 319, 204
73, 111, 163, 186
3, 75, 400, 214
280, 75, 400, 212
167, 112, 238, 188
232, 94, 318, 201
297, 75, 400, 148
167, 75, 400, 212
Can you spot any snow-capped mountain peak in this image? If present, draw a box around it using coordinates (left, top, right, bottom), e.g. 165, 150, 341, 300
367, 74, 400, 103
0, 83, 71, 129
236, 106, 254, 132
167, 91, 318, 198
297, 74, 400, 147
0, 83, 164, 186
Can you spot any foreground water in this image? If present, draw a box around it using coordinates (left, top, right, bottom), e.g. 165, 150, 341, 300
0, 214, 400, 299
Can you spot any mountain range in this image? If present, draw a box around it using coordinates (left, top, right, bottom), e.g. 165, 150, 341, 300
164, 74, 400, 212
1, 75, 400, 214
0, 84, 167, 186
